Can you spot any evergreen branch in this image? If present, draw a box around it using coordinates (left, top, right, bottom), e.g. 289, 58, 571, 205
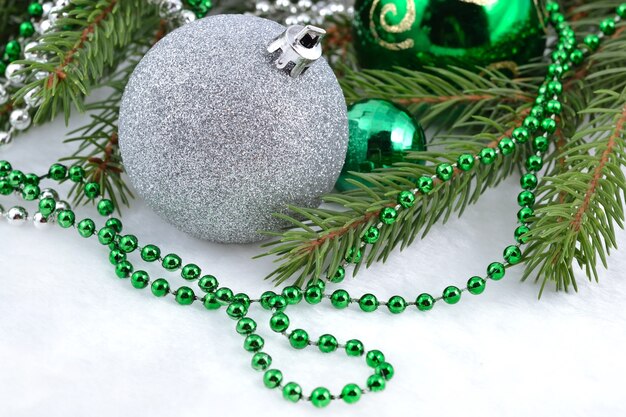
13, 0, 153, 124
523, 89, 626, 296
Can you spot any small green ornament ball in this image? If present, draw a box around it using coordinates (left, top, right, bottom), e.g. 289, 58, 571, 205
336, 99, 427, 191
353, 0, 547, 71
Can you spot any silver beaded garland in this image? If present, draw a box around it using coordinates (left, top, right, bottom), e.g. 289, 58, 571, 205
5, 64, 25, 86
119, 15, 348, 243
6, 206, 28, 226
9, 109, 32, 131
33, 212, 53, 229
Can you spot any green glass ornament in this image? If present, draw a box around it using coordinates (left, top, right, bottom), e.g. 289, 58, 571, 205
336, 99, 427, 191
353, 0, 546, 71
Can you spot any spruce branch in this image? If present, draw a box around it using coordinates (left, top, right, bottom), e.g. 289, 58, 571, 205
13, 0, 155, 124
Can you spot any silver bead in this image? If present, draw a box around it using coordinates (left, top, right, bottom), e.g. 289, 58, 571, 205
256, 1, 271, 13
9, 109, 32, 131
6, 64, 25, 86
178, 10, 196, 25
38, 19, 53, 33
24, 42, 40, 60
42, 2, 53, 17
48, 7, 62, 24
24, 88, 43, 108
159, 0, 182, 17
0, 84, 8, 105
34, 70, 49, 81
33, 212, 53, 229
55, 0, 70, 7
6, 206, 28, 226
276, 0, 291, 10
0, 131, 13, 148
297, 0, 313, 9
40, 188, 59, 200
55, 200, 71, 212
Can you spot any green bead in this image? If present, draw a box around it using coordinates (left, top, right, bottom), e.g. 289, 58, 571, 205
416, 293, 435, 311
131, 271, 150, 289
583, 34, 600, 51
523, 116, 540, 133
535, 94, 546, 106
341, 384, 362, 404
518, 191, 536, 207
318, 334, 338, 353
379, 207, 398, 224
115, 261, 133, 279
547, 63, 563, 78
19, 21, 36, 38
546, 1, 560, 13
546, 100, 562, 115
269, 312, 290, 332
328, 266, 346, 283
362, 226, 380, 244
57, 210, 75, 228
141, 244, 161, 262
4, 40, 21, 60
526, 155, 543, 172
345, 339, 364, 357
68, 165, 85, 182
443, 286, 461, 304
330, 289, 350, 309
414, 176, 433, 195
457, 154, 475, 171
310, 387, 331, 408
504, 245, 523, 265
282, 286, 303, 304
22, 184, 40, 201
0, 180, 12, 195
119, 235, 138, 253
366, 350, 385, 368
28, 2, 44, 17
289, 329, 309, 349
304, 285, 323, 304
162, 253, 182, 271
260, 291, 276, 309
151, 278, 170, 297
175, 286, 195, 305
282, 382, 302, 402
436, 163, 454, 181
243, 334, 265, 352
346, 247, 363, 263
48, 164, 67, 181
181, 264, 201, 280
397, 190, 416, 208
24, 174, 39, 186
233, 293, 251, 309
311, 279, 326, 291
367, 374, 386, 392
97, 199, 115, 216
487, 262, 506, 280
533, 136, 549, 153
0, 160, 12, 177
375, 362, 395, 381
512, 127, 530, 144
251, 352, 272, 371
236, 317, 257, 335
109, 249, 126, 265
618, 4, 626, 18
336, 99, 427, 191
359, 293, 378, 312
8, 170, 25, 186
199, 275, 219, 292
541, 118, 557, 134
84, 182, 100, 199
387, 295, 406, 314
515, 225, 531, 244
520, 173, 538, 190
105, 218, 123, 233
479, 147, 497, 165
226, 302, 248, 320
498, 138, 516, 156
263, 369, 282, 389
77, 219, 96, 238
600, 18, 616, 35
215, 287, 234, 305
467, 276, 486, 295
570, 49, 584, 66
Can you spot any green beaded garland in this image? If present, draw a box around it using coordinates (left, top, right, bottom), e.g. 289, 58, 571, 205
359, 293, 378, 312
105, 218, 123, 233
518, 191, 536, 207
22, 184, 40, 201
251, 352, 272, 371
310, 387, 331, 408
119, 235, 139, 254
198, 275, 219, 292
518, 207, 534, 222
141, 244, 161, 262
260, 291, 276, 309
38, 197, 56, 216
503, 245, 523, 265
512, 127, 530, 143
244, 334, 265, 352
330, 289, 351, 309
48, 164, 67, 181
457, 154, 475, 171
162, 253, 182, 271
226, 302, 248, 320
175, 286, 195, 305
28, 2, 44, 17
151, 278, 170, 297
363, 226, 381, 244
436, 163, 454, 181
68, 166, 85, 182
366, 350, 385, 367
341, 384, 362, 404
467, 276, 486, 295
520, 173, 538, 190
416, 293, 435, 311
84, 182, 100, 199
515, 225, 531, 244
236, 317, 257, 334
487, 262, 506, 280
269, 312, 290, 332
263, 369, 283, 389
282, 382, 302, 402
97, 199, 115, 216
304, 285, 323, 304
282, 286, 303, 304
181, 263, 201, 281
375, 362, 395, 381
417, 176, 434, 194
397, 190, 416, 208
600, 18, 616, 35
367, 374, 386, 392
77, 219, 96, 238
442, 286, 461, 304
215, 287, 234, 305
479, 148, 497, 165
115, 261, 133, 279
380, 207, 398, 224
57, 210, 76, 228
387, 295, 406, 314
345, 339, 365, 357
131, 271, 150, 289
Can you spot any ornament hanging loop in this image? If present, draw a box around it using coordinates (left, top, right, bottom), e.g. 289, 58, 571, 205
268, 25, 326, 78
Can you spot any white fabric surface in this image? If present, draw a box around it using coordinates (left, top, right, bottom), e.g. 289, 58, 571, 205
1, 114, 625, 417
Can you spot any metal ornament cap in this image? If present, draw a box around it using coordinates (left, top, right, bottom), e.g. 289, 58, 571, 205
268, 24, 326, 77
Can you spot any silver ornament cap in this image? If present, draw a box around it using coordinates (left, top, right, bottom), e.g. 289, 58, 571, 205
268, 24, 326, 77
119, 15, 349, 244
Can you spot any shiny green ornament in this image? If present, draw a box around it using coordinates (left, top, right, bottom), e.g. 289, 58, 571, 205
353, 0, 546, 71
336, 99, 427, 191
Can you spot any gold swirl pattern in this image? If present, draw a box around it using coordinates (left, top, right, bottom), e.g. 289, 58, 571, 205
369, 0, 416, 51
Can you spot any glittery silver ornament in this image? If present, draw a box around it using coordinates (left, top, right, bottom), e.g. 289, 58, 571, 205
119, 15, 348, 243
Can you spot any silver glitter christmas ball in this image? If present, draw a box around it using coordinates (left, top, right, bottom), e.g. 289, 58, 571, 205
119, 14, 348, 243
